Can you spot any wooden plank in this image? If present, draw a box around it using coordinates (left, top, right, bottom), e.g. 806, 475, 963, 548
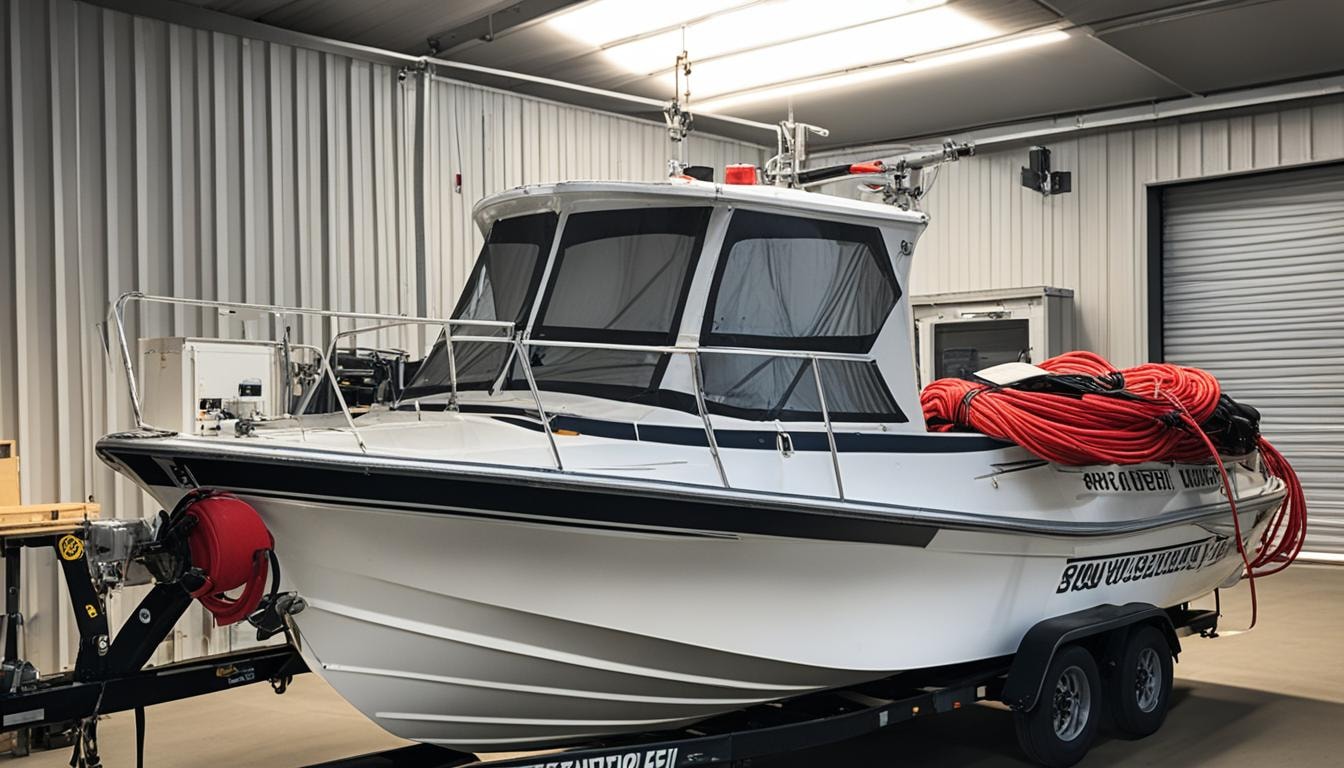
0, 439, 18, 506
0, 520, 91, 536
0, 502, 100, 533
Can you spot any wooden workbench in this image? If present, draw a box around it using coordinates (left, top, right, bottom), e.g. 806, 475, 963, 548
0, 502, 100, 538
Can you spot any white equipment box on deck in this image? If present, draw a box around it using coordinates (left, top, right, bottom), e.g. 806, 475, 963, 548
139, 337, 286, 434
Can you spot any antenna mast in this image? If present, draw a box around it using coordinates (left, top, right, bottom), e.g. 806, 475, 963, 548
664, 32, 695, 176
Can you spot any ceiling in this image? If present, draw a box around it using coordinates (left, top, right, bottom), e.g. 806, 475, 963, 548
175, 0, 1344, 148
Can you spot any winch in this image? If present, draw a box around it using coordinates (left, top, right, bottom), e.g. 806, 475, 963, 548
79, 491, 305, 635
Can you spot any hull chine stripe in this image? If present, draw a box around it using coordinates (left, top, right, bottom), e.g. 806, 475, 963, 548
308, 598, 818, 692
323, 664, 768, 706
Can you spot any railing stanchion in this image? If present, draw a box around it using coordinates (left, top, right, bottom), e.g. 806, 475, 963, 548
110, 293, 146, 428
514, 340, 563, 470
320, 335, 367, 453
443, 322, 459, 411
810, 356, 845, 500
691, 352, 730, 488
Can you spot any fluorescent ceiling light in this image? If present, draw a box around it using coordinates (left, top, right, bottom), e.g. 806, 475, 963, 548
665, 6, 996, 100
547, 1, 1005, 102
693, 29, 1071, 112
547, 0, 748, 47
596, 0, 948, 77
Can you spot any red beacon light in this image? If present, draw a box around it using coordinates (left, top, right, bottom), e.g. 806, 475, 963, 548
724, 163, 758, 185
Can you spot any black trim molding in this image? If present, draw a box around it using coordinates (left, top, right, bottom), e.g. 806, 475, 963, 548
100, 443, 940, 548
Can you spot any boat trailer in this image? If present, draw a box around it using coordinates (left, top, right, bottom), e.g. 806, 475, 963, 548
2, 519, 1220, 768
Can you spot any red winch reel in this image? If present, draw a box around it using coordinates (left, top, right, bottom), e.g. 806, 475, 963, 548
168, 491, 276, 626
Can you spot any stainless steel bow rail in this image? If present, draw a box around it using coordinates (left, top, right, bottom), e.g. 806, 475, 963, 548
107, 293, 869, 499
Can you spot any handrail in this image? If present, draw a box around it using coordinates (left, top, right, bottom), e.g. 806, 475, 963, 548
106, 293, 514, 449
107, 292, 873, 498
690, 352, 729, 488
524, 338, 873, 362
809, 356, 845, 500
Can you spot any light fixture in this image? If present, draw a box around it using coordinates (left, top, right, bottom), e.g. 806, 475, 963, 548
546, 0, 749, 48
594, 0, 949, 78
693, 29, 1070, 112
663, 5, 995, 100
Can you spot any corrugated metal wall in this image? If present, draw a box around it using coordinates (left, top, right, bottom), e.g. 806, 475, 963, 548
815, 96, 1344, 367
2, 0, 421, 672
0, 0, 763, 674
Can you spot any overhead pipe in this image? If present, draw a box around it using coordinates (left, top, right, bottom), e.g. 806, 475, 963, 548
423, 57, 780, 137
813, 74, 1344, 162
84, 0, 777, 142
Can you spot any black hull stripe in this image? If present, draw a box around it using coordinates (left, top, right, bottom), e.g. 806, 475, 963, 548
158, 484, 734, 540
429, 404, 1009, 453
104, 448, 938, 548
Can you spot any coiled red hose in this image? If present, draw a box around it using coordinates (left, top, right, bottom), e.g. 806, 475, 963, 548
921, 352, 1308, 626
183, 493, 275, 626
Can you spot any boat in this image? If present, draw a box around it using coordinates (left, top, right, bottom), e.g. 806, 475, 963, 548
95, 143, 1288, 750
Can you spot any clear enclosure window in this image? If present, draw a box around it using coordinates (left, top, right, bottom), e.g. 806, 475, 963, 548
702, 210, 899, 352
526, 207, 711, 398
403, 212, 557, 397
699, 355, 905, 422
535, 207, 712, 343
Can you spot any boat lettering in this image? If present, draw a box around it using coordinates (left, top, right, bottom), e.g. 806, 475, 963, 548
1178, 466, 1222, 489
1080, 468, 1173, 493
1056, 536, 1232, 594
512, 747, 679, 768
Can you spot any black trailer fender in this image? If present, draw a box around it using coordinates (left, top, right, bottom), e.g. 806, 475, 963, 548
1001, 602, 1181, 711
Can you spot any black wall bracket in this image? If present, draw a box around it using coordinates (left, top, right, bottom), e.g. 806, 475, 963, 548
1021, 146, 1072, 196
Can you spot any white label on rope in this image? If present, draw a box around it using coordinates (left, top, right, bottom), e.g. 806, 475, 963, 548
3, 708, 44, 726
975, 361, 1049, 386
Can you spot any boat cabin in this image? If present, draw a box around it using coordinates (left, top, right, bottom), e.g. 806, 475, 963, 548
404, 179, 930, 434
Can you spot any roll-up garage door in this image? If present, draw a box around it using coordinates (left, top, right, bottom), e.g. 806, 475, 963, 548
1162, 164, 1344, 557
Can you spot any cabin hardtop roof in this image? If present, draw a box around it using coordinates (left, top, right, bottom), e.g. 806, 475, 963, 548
472, 179, 929, 233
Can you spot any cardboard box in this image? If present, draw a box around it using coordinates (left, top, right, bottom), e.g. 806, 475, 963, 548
0, 440, 17, 506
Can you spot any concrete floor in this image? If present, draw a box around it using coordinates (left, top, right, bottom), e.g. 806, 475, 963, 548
9, 564, 1343, 767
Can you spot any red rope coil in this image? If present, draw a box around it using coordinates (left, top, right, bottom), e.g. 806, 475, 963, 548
921, 351, 1308, 623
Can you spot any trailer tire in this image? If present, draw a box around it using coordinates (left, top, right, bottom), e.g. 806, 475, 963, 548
1014, 644, 1101, 767
1108, 624, 1173, 738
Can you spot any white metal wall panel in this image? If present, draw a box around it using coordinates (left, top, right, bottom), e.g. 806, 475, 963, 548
1163, 165, 1344, 555
1, 0, 421, 672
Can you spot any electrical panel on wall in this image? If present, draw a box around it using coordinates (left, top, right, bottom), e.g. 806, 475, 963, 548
911, 287, 1075, 387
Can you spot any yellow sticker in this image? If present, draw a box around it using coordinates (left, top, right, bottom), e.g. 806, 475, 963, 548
58, 535, 84, 561
84, 603, 98, 618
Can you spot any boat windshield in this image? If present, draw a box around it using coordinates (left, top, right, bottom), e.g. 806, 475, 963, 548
524, 206, 711, 398
404, 203, 904, 423
403, 212, 556, 398
404, 206, 710, 401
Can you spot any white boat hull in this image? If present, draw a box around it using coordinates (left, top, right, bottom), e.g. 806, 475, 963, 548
237, 491, 1273, 748
99, 430, 1283, 750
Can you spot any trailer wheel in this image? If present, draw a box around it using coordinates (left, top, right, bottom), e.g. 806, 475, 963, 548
1014, 644, 1101, 767
1108, 624, 1173, 738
